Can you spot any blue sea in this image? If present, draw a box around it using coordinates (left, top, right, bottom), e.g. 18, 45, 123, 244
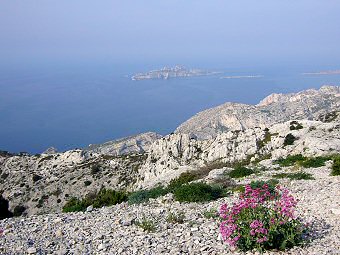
1, 61, 340, 154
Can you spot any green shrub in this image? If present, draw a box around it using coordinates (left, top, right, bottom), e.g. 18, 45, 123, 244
62, 197, 88, 212
290, 121, 303, 130
92, 188, 127, 208
168, 172, 196, 191
229, 166, 254, 178
257, 131, 272, 149
283, 133, 298, 146
331, 156, 340, 176
173, 183, 224, 202
62, 188, 128, 212
273, 172, 314, 180
298, 156, 331, 168
128, 186, 168, 204
84, 180, 92, 186
249, 179, 279, 195
274, 154, 305, 167
13, 205, 26, 217
91, 164, 101, 175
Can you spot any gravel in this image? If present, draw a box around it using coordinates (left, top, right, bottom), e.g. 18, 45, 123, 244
1, 166, 339, 255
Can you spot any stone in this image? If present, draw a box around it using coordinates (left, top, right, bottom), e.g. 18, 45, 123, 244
27, 247, 37, 254
86, 205, 93, 212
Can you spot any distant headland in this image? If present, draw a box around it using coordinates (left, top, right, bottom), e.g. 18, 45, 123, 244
131, 65, 220, 81
303, 69, 340, 75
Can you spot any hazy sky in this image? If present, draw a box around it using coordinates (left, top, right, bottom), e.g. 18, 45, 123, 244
1, 0, 340, 67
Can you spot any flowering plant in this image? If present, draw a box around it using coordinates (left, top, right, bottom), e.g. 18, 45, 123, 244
220, 183, 306, 252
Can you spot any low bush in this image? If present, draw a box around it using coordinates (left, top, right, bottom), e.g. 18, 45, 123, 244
92, 188, 127, 208
13, 205, 26, 217
272, 172, 314, 180
62, 197, 87, 212
229, 166, 254, 178
283, 133, 297, 146
289, 121, 303, 130
249, 179, 279, 195
166, 211, 185, 224
62, 188, 127, 212
220, 184, 307, 252
128, 186, 168, 204
331, 156, 340, 176
168, 172, 196, 191
91, 164, 101, 175
135, 217, 156, 232
298, 156, 331, 168
84, 180, 92, 186
173, 183, 224, 202
274, 154, 305, 167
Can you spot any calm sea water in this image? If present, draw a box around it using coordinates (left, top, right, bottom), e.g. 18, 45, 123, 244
1, 62, 340, 154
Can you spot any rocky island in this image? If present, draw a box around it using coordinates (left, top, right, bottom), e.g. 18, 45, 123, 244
1, 86, 340, 254
131, 65, 219, 80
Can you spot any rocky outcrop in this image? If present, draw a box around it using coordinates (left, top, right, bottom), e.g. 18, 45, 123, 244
134, 119, 340, 188
0, 151, 146, 216
86, 132, 162, 156
175, 85, 340, 139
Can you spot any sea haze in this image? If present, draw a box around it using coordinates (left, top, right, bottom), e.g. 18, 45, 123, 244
1, 62, 340, 154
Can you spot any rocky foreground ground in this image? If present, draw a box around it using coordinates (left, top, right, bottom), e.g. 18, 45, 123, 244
1, 164, 339, 255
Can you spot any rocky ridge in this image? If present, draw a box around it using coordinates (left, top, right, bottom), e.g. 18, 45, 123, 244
86, 132, 162, 156
175, 85, 340, 139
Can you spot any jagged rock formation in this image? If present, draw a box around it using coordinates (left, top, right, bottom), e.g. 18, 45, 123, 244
134, 118, 340, 189
175, 85, 340, 139
42, 147, 58, 155
86, 132, 162, 156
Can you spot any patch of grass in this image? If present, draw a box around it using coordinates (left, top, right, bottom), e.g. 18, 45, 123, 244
173, 183, 224, 203
229, 166, 254, 178
283, 133, 298, 146
331, 156, 340, 176
272, 172, 314, 180
128, 186, 168, 204
166, 211, 185, 224
231, 185, 245, 193
202, 208, 219, 219
135, 217, 156, 232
